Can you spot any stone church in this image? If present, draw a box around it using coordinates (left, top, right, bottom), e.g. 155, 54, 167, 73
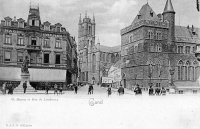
121, 0, 200, 92
78, 13, 121, 84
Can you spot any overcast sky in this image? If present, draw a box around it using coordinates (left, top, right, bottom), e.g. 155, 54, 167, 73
0, 0, 199, 47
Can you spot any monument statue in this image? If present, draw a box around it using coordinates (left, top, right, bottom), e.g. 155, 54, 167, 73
21, 56, 29, 73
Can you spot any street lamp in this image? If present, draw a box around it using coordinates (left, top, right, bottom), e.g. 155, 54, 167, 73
148, 63, 153, 87
169, 60, 175, 87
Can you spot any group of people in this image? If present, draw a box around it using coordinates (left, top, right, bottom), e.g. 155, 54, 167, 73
88, 84, 94, 95
1, 82, 15, 95
148, 86, 166, 96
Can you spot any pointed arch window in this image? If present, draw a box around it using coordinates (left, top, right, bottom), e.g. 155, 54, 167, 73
178, 60, 184, 80
92, 54, 96, 73
185, 61, 190, 80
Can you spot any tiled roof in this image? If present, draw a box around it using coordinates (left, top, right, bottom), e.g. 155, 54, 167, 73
132, 3, 159, 25
163, 0, 175, 13
175, 26, 200, 44
99, 45, 121, 53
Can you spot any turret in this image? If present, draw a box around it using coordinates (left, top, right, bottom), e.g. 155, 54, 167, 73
162, 0, 175, 52
92, 13, 95, 37
27, 2, 41, 28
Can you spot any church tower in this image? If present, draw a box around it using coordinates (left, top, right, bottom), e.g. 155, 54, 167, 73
162, 0, 176, 52
78, 12, 96, 83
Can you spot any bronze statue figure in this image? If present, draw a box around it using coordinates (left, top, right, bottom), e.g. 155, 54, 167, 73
21, 56, 29, 73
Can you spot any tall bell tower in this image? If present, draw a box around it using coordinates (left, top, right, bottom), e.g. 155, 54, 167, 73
78, 12, 96, 83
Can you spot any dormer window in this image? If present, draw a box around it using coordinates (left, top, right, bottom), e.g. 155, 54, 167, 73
150, 11, 153, 17
18, 22, 24, 28
44, 25, 50, 31
57, 27, 60, 32
6, 20, 11, 26
137, 14, 141, 19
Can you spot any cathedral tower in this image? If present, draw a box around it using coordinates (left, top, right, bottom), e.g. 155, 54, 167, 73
78, 12, 96, 83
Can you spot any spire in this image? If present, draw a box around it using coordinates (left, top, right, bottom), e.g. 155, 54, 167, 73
85, 11, 87, 18
93, 13, 95, 22
163, 0, 175, 13
79, 13, 82, 24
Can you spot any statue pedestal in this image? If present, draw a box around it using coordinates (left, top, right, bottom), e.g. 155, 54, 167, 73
14, 73, 36, 93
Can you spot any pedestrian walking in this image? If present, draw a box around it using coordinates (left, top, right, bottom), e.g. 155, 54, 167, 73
74, 84, 78, 94
107, 85, 112, 97
54, 84, 58, 95
118, 85, 124, 95
23, 81, 27, 94
45, 82, 49, 94
90, 84, 94, 94
134, 84, 142, 95
148, 86, 154, 96
88, 84, 91, 95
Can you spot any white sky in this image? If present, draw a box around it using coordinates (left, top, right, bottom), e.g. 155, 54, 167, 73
0, 0, 199, 47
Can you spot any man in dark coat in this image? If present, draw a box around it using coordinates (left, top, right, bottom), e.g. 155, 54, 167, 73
107, 85, 112, 97
148, 86, 154, 95
134, 84, 142, 95
23, 81, 27, 94
45, 82, 49, 94
74, 84, 78, 94
118, 85, 124, 95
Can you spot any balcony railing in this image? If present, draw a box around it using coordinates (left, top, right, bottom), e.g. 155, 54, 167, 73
26, 45, 41, 51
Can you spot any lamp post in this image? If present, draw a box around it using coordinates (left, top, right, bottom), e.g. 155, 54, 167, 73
195, 44, 200, 86
169, 60, 175, 87
148, 63, 153, 87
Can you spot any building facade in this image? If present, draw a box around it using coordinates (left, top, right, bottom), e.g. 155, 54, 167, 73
0, 5, 78, 89
121, 0, 200, 92
78, 13, 121, 84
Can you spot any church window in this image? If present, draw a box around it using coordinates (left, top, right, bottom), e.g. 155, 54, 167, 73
4, 51, 11, 62
148, 30, 154, 39
92, 54, 96, 73
185, 46, 190, 54
17, 52, 23, 62
177, 46, 183, 53
185, 61, 190, 80
178, 60, 184, 80
43, 53, 49, 64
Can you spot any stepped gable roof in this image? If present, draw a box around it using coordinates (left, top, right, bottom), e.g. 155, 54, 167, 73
99, 45, 121, 53
132, 3, 159, 25
163, 0, 175, 13
175, 26, 200, 43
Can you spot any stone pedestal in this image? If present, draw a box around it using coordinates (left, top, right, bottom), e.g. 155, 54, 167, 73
14, 73, 36, 93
